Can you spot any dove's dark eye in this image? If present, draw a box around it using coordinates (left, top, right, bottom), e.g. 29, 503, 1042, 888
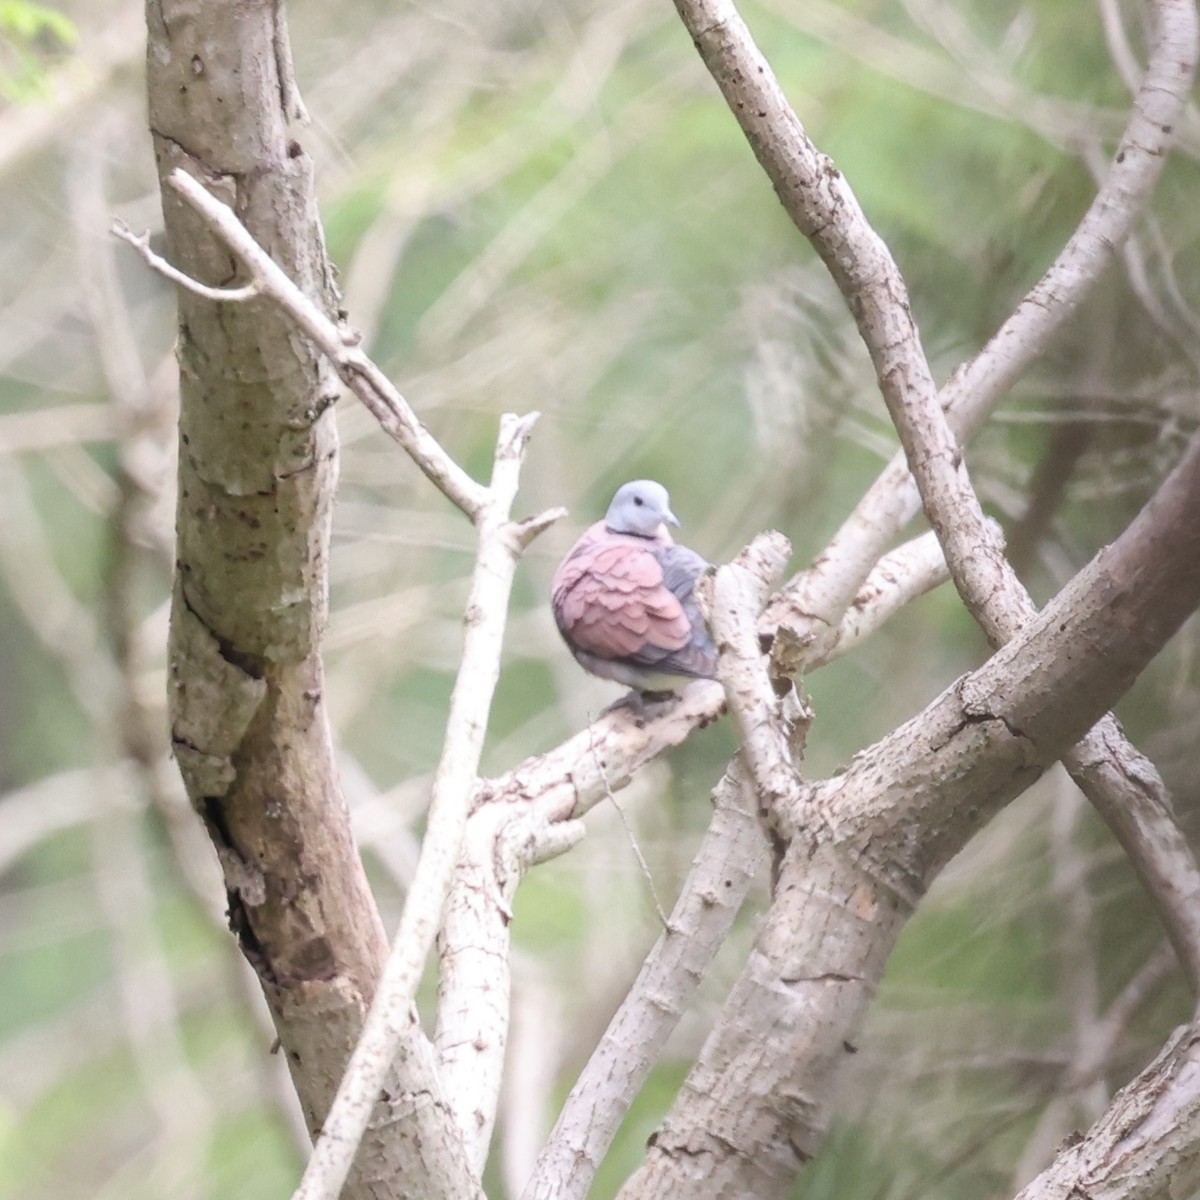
633, 495, 644, 506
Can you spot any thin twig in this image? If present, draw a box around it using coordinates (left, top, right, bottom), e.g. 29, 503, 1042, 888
112, 220, 262, 301
117, 169, 490, 520
594, 744, 670, 930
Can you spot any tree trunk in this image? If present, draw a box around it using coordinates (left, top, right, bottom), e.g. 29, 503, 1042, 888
148, 3, 475, 1195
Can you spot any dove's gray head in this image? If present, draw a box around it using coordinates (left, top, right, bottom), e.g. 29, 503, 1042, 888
604, 480, 679, 539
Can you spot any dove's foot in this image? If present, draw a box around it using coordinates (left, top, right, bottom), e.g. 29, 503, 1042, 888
600, 688, 680, 724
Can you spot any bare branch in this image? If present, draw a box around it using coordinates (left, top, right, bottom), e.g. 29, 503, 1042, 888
1015, 935, 1178, 1186
670, 0, 1200, 1009
436, 804, 585, 1173
474, 679, 726, 821
501, 976, 561, 1197
943, 0, 1200, 435
112, 219, 262, 301
1062, 721, 1200, 1001
764, 0, 1200, 640
618, 427, 1200, 1198
0, 403, 116, 454
511, 505, 571, 551
292, 414, 554, 1200
1013, 1023, 1200, 1200
811, 529, 951, 666
151, 169, 490, 520
1097, 0, 1149, 95
0, 766, 136, 876
701, 532, 798, 820
525, 765, 766, 1200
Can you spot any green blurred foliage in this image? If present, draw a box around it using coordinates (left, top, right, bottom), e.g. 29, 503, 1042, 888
1, 0, 1198, 1196
0, 1, 75, 102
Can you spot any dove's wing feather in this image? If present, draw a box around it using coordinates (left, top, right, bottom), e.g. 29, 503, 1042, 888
552, 522, 717, 686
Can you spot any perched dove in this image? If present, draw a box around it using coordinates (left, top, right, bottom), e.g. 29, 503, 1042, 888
551, 480, 718, 693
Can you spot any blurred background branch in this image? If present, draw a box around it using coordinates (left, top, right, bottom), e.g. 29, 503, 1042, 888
2, 1, 1200, 1198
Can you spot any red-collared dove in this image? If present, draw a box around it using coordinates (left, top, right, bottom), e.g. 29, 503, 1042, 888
551, 480, 717, 692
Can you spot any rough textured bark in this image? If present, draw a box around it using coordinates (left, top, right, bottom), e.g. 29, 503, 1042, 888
667, 0, 1200, 1001
1014, 1024, 1200, 1200
618, 431, 1200, 1198
148, 3, 473, 1195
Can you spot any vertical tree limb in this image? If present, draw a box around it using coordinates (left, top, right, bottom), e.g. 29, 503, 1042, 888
146, 3, 482, 1197
436, 804, 585, 1174
293, 415, 555, 1200
701, 533, 798, 822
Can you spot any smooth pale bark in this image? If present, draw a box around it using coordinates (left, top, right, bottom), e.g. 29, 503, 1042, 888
522, 766, 765, 1200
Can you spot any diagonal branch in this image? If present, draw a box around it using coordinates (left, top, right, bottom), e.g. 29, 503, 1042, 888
1013, 1022, 1200, 1200
808, 529, 951, 666
669, 0, 1200, 1003
763, 0, 1200, 644
618, 425, 1200, 1200
138, 169, 490, 521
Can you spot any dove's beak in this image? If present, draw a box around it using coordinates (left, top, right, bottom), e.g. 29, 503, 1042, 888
664, 509, 680, 528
